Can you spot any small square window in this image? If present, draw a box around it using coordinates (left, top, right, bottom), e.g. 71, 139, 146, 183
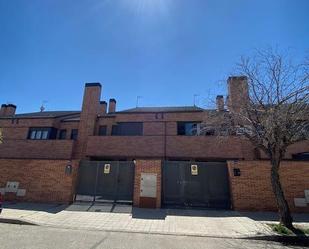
71, 129, 78, 140
98, 126, 107, 136
58, 129, 67, 140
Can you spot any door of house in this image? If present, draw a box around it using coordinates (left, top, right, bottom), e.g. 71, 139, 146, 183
75, 160, 135, 203
162, 161, 231, 209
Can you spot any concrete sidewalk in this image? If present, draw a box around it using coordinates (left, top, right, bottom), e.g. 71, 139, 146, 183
1, 202, 307, 238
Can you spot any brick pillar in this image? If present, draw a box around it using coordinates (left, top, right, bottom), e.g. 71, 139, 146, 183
74, 83, 101, 159
133, 160, 162, 208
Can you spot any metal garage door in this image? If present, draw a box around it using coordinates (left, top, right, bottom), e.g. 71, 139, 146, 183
75, 160, 135, 203
162, 161, 231, 209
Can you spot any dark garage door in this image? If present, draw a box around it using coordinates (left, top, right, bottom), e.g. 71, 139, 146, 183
162, 161, 231, 209
76, 160, 135, 203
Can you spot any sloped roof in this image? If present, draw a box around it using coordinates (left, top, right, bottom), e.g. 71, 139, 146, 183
0, 106, 211, 119
61, 116, 81, 122
116, 106, 205, 113
0, 111, 80, 119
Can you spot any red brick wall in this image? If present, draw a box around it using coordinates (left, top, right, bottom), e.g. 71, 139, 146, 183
0, 159, 79, 203
133, 160, 162, 208
166, 136, 253, 159
0, 116, 80, 160
0, 117, 79, 140
2, 107, 306, 162
92, 112, 259, 160
86, 136, 165, 158
0, 118, 57, 140
0, 140, 74, 159
86, 135, 256, 160
143, 122, 165, 136
227, 160, 309, 212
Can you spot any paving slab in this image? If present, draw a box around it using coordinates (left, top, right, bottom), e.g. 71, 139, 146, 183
2, 202, 306, 238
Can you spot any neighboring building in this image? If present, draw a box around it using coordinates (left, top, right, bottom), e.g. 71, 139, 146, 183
0, 77, 308, 211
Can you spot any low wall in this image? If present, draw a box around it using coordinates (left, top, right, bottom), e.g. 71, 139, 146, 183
227, 160, 309, 212
0, 159, 79, 203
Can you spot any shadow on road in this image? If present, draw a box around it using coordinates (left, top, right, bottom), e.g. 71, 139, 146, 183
3, 202, 67, 214
3, 201, 309, 225
246, 235, 309, 247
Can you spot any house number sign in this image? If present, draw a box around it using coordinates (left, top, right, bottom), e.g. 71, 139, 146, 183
104, 164, 111, 174
191, 165, 198, 175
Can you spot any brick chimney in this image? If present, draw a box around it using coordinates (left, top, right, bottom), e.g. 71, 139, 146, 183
6, 104, 17, 116
216, 95, 224, 111
74, 82, 101, 159
108, 99, 116, 113
0, 104, 7, 116
99, 101, 107, 115
0, 104, 16, 116
226, 96, 230, 110
227, 76, 249, 113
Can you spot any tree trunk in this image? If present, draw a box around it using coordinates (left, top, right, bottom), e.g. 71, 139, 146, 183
270, 157, 294, 229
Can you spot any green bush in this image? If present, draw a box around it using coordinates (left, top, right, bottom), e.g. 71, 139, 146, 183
269, 224, 293, 235
269, 224, 309, 235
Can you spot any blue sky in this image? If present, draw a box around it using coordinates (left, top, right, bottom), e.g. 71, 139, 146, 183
0, 0, 308, 113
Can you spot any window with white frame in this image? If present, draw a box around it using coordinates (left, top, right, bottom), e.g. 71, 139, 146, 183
28, 127, 57, 140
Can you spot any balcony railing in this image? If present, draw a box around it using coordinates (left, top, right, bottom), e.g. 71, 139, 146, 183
0, 139, 74, 159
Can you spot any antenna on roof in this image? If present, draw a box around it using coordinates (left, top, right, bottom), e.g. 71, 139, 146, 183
193, 94, 199, 106
136, 96, 142, 107
40, 100, 48, 112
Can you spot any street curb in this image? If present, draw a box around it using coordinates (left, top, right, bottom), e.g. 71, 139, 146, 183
0, 217, 38, 226
0, 217, 308, 246
0, 216, 278, 240
31, 222, 274, 239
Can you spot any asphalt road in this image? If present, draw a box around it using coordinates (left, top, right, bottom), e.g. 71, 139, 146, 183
0, 223, 300, 249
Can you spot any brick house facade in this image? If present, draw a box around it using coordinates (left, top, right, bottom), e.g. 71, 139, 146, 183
0, 77, 308, 211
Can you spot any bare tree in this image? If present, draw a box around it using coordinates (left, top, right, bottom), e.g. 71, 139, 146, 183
0, 129, 2, 144
204, 48, 309, 232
